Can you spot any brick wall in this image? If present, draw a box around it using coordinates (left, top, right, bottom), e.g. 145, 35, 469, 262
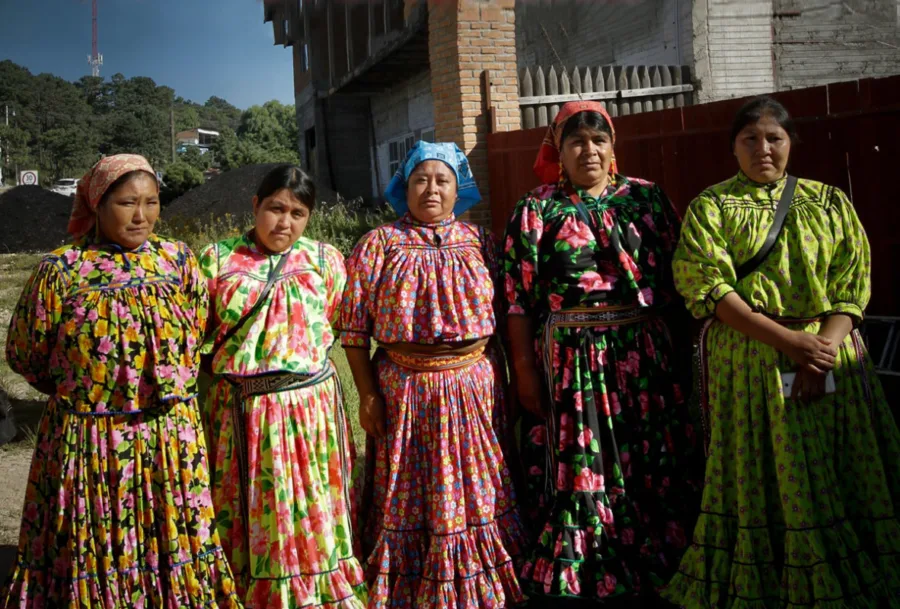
428, 0, 520, 229
516, 0, 693, 69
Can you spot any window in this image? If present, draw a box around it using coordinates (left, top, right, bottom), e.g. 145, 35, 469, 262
301, 43, 310, 72
388, 134, 416, 177
420, 128, 435, 143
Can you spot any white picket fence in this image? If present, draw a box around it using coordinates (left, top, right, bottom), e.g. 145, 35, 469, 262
518, 65, 695, 129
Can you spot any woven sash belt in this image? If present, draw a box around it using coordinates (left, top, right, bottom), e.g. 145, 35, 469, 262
385, 344, 487, 372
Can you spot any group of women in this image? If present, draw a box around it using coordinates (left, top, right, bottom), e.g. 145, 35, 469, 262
1, 95, 897, 609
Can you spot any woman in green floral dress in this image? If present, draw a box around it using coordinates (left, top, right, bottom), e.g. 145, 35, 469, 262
199, 165, 366, 609
502, 101, 702, 605
663, 96, 900, 609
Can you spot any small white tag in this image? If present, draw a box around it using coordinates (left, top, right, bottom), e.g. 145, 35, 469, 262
781, 371, 837, 397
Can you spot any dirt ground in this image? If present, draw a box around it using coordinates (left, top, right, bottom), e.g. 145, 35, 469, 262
0, 252, 47, 579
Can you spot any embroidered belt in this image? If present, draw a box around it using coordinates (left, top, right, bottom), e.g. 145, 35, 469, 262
539, 305, 654, 500
225, 360, 353, 555
547, 305, 654, 329
386, 345, 487, 372
227, 366, 335, 400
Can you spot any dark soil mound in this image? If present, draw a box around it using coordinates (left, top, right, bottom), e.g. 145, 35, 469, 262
163, 163, 348, 221
163, 163, 283, 220
0, 186, 71, 253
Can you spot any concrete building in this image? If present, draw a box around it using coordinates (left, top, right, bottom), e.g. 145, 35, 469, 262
175, 128, 220, 155
263, 0, 900, 223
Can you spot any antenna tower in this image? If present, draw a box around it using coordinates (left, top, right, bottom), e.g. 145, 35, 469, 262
87, 0, 103, 77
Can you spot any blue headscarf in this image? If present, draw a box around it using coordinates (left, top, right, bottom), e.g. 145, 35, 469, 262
384, 141, 482, 216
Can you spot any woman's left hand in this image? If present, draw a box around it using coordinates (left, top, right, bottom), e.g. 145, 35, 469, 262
791, 368, 827, 401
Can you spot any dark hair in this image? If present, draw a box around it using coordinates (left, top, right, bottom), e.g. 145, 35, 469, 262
98, 170, 158, 206
256, 165, 316, 211
560, 111, 613, 144
729, 96, 799, 148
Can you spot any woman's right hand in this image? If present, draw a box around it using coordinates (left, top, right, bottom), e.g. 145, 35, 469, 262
516, 369, 545, 417
359, 392, 387, 438
781, 331, 837, 373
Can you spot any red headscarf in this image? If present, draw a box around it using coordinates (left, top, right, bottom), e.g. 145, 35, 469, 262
533, 101, 618, 185
68, 154, 157, 238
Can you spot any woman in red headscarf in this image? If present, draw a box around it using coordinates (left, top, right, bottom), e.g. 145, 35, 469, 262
1, 155, 241, 608
501, 102, 702, 605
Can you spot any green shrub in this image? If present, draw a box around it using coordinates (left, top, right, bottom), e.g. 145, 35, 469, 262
156, 200, 395, 257
305, 201, 394, 257
162, 162, 205, 203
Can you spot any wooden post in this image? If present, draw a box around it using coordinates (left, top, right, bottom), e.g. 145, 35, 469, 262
548, 66, 559, 122
521, 68, 535, 129
662, 66, 674, 109
483, 70, 498, 134
535, 66, 548, 127
170, 107, 176, 163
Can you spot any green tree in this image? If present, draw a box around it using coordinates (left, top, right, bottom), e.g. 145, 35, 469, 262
102, 104, 169, 167
200, 96, 242, 133
180, 145, 211, 172
175, 102, 201, 132
40, 126, 97, 180
0, 125, 32, 185
211, 127, 243, 171
238, 100, 298, 151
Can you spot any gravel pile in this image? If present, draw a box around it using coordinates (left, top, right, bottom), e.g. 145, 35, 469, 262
0, 186, 71, 253
164, 163, 355, 222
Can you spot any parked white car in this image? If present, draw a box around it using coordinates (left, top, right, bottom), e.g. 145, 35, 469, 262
51, 178, 79, 197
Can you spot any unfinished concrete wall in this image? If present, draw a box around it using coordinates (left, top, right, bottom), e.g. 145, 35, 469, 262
370, 70, 435, 195
516, 0, 693, 70
322, 94, 375, 201
773, 0, 900, 89
692, 0, 776, 102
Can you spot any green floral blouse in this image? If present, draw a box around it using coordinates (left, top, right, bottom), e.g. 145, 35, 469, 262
673, 172, 870, 321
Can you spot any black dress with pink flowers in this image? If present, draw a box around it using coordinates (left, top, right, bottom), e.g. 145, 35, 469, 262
501, 174, 702, 603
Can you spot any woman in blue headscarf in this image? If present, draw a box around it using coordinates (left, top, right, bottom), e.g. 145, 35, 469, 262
339, 142, 527, 608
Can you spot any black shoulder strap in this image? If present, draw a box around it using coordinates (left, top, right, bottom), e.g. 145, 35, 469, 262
216, 253, 289, 351
735, 175, 797, 282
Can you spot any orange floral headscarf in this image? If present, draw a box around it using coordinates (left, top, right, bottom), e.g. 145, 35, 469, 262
533, 101, 618, 185
67, 154, 157, 238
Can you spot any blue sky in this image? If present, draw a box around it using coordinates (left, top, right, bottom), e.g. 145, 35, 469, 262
0, 0, 295, 109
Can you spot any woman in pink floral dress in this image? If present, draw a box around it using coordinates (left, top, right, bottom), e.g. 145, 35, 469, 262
1, 154, 241, 609
200, 165, 366, 609
339, 142, 526, 608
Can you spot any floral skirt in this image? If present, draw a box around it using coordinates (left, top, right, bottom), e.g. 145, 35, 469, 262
0, 397, 241, 609
518, 315, 703, 602
663, 322, 900, 609
360, 348, 527, 609
205, 371, 366, 609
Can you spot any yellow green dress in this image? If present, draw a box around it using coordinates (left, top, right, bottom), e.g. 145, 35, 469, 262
663, 172, 900, 609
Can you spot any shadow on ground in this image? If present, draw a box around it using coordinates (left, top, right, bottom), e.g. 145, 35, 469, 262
0, 545, 15, 584
7, 398, 44, 443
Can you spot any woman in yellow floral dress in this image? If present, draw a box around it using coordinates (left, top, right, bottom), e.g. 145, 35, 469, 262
664, 97, 900, 608
1, 155, 241, 609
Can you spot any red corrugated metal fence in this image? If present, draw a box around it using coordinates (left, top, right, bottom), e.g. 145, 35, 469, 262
487, 74, 900, 316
